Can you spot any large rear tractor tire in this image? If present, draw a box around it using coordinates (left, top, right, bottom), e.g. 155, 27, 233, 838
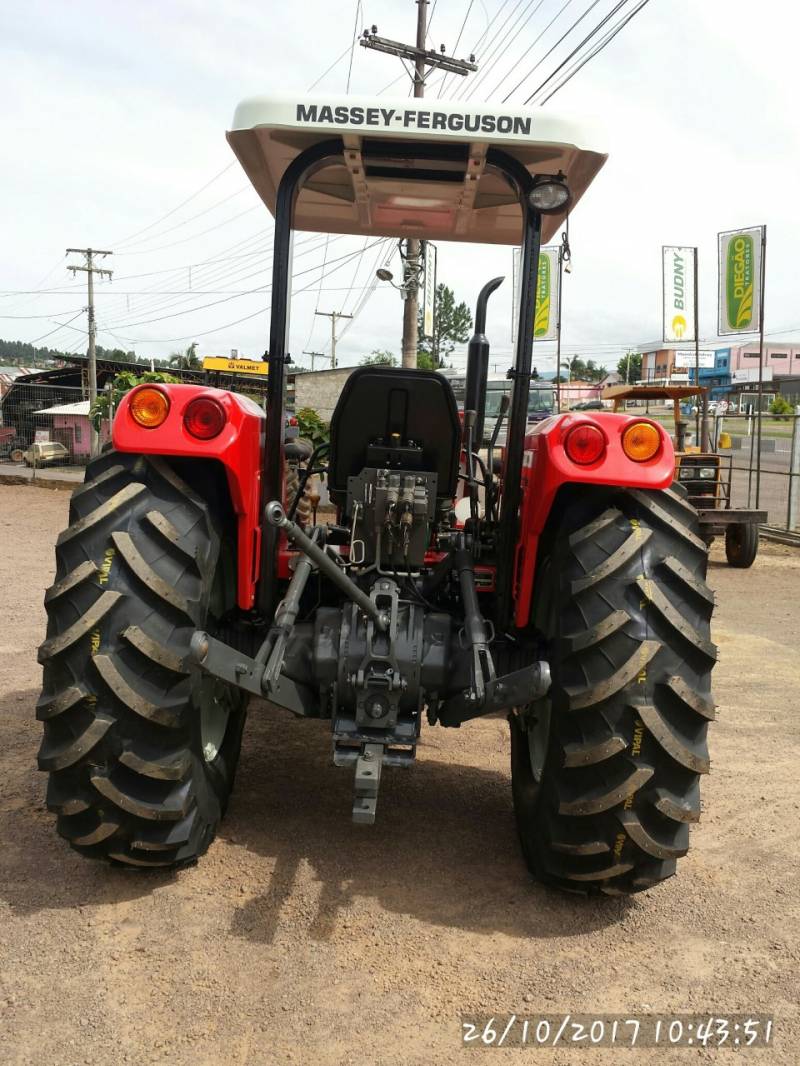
725, 522, 759, 568
510, 485, 715, 894
37, 452, 247, 867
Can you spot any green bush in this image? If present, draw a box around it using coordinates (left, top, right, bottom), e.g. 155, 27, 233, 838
769, 395, 793, 419
295, 406, 330, 448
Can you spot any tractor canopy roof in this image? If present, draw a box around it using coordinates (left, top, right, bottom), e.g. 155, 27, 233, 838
227, 94, 606, 245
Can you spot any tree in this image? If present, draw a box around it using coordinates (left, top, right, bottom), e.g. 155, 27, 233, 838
360, 349, 396, 366
617, 351, 642, 383
96, 345, 139, 364
559, 356, 606, 383
169, 342, 201, 370
417, 283, 472, 369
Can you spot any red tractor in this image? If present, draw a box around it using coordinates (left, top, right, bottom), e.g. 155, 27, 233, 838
37, 95, 715, 893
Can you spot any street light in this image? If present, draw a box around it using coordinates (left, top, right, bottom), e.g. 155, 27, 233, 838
375, 266, 414, 297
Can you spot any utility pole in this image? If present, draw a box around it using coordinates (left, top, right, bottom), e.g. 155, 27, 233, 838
314, 310, 353, 369
400, 0, 428, 369
302, 350, 327, 372
361, 4, 477, 368
67, 247, 112, 456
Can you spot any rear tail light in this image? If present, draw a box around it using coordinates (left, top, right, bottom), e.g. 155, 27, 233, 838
130, 386, 169, 429
564, 423, 605, 465
184, 397, 226, 440
622, 421, 661, 462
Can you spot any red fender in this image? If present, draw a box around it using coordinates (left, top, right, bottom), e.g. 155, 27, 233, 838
112, 384, 265, 610
513, 412, 674, 629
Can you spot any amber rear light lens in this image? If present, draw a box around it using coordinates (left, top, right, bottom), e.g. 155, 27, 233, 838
564, 423, 606, 465
184, 396, 226, 440
622, 421, 661, 462
130, 387, 169, 428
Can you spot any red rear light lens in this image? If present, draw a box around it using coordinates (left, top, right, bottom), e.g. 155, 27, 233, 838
564, 423, 605, 465
184, 397, 226, 440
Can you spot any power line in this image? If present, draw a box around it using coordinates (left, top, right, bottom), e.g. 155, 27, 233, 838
97, 234, 337, 328
113, 205, 261, 255
522, 0, 630, 104
426, 0, 440, 42
460, 0, 546, 101
0, 231, 275, 297
377, 71, 409, 94
436, 0, 476, 96
96, 245, 387, 347
102, 239, 385, 333
339, 237, 373, 316
308, 41, 357, 91
106, 30, 373, 259
346, 0, 362, 92
451, 0, 517, 99
0, 255, 68, 314
337, 241, 395, 342
303, 235, 332, 351
485, 0, 576, 100
466, 0, 515, 59
27, 310, 88, 346
535, 0, 654, 105
111, 163, 235, 248
117, 186, 251, 251
0, 307, 84, 319
502, 0, 603, 102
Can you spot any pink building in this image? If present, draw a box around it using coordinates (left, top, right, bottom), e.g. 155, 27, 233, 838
726, 342, 800, 376
35, 400, 110, 459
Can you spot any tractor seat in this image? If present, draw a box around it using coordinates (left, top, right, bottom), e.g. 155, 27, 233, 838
327, 366, 461, 507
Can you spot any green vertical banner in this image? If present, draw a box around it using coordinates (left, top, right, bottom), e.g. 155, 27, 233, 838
534, 246, 559, 341
718, 226, 764, 335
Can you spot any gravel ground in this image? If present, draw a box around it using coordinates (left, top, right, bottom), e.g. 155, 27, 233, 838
1, 483, 798, 1065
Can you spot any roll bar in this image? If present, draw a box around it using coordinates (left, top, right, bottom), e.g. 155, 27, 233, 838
258, 139, 542, 629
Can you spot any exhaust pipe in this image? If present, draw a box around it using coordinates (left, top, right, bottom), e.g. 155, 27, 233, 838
464, 276, 504, 449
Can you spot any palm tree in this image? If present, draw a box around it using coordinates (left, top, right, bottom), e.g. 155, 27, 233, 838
168, 342, 201, 370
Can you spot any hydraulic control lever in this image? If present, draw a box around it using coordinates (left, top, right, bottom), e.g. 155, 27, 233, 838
266, 501, 389, 631
437, 535, 551, 726
454, 538, 494, 705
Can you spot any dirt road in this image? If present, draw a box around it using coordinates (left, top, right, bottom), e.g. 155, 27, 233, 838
1, 484, 798, 1065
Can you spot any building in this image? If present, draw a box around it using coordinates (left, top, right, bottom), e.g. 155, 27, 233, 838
0, 365, 37, 403
291, 366, 357, 421
637, 341, 800, 407
34, 400, 110, 459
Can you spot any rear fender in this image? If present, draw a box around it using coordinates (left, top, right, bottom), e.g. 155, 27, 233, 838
112, 383, 265, 609
513, 412, 674, 628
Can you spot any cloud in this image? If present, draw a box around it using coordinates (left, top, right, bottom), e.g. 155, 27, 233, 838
1, 0, 797, 370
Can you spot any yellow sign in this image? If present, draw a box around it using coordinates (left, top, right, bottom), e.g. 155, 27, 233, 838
202, 357, 268, 376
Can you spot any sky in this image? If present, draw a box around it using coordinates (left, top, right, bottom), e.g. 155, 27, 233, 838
1, 0, 799, 376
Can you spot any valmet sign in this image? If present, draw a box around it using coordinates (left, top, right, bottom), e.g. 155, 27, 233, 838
202, 357, 268, 376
